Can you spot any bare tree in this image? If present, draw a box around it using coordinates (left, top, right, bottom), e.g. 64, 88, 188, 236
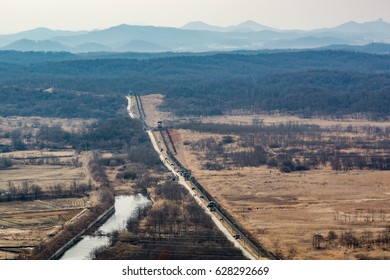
312, 234, 325, 250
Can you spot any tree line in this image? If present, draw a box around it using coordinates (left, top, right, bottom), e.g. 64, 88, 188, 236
179, 122, 390, 172
0, 87, 124, 119
0, 180, 92, 202
312, 227, 390, 258
2, 116, 159, 169
0, 50, 390, 119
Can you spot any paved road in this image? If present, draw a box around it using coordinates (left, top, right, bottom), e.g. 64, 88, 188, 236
126, 96, 256, 260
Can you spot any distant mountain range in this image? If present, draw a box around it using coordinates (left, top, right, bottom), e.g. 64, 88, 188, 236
181, 20, 277, 32
0, 20, 390, 53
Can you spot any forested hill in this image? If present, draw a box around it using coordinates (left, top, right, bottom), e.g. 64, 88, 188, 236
0, 50, 389, 119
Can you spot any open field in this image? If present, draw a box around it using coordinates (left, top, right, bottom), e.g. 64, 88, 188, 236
0, 150, 75, 159
174, 129, 390, 259
0, 150, 107, 259
139, 93, 390, 260
0, 150, 88, 259
139, 94, 173, 127
0, 150, 83, 191
0, 116, 95, 132
0, 165, 84, 190
0, 198, 87, 259
198, 114, 390, 129
0, 116, 104, 259
138, 93, 390, 129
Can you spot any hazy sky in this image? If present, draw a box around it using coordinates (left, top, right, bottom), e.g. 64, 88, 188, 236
1, 0, 389, 34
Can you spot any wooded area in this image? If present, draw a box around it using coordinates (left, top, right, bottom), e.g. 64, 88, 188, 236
0, 50, 389, 119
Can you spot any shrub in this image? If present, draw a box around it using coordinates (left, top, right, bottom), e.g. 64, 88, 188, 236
202, 162, 224, 171
267, 157, 279, 168
116, 170, 138, 180
0, 158, 13, 169
221, 135, 234, 145
280, 165, 293, 173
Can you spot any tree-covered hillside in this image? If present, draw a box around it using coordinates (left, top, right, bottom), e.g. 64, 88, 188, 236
0, 50, 389, 119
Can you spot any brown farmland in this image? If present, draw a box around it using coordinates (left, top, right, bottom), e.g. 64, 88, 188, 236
0, 150, 89, 259
0, 117, 106, 259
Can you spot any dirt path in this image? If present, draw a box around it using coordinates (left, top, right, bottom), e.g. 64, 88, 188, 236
126, 96, 136, 119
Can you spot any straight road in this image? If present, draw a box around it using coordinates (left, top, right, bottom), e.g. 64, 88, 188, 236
126, 95, 256, 260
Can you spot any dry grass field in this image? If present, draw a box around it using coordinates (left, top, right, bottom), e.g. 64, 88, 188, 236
0, 116, 95, 132
140, 93, 390, 260
0, 152, 88, 259
0, 197, 88, 259
175, 129, 390, 260
139, 94, 173, 127
0, 149, 83, 188
137, 93, 390, 129
0, 117, 99, 259
199, 114, 390, 129
0, 165, 83, 189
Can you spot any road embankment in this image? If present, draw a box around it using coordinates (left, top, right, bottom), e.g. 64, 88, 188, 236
49, 205, 115, 260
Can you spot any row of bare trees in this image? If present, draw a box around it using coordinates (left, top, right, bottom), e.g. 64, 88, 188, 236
0, 158, 12, 169
333, 209, 387, 223
88, 152, 108, 187
182, 122, 390, 172
312, 227, 390, 252
0, 180, 92, 202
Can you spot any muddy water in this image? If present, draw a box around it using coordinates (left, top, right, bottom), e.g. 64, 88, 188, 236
60, 194, 151, 260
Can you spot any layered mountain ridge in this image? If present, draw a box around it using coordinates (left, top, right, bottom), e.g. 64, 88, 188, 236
1, 19, 389, 53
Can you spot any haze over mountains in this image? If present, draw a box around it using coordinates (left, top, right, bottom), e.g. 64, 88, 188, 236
0, 19, 390, 53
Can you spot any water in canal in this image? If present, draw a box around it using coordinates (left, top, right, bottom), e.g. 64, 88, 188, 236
60, 193, 151, 260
